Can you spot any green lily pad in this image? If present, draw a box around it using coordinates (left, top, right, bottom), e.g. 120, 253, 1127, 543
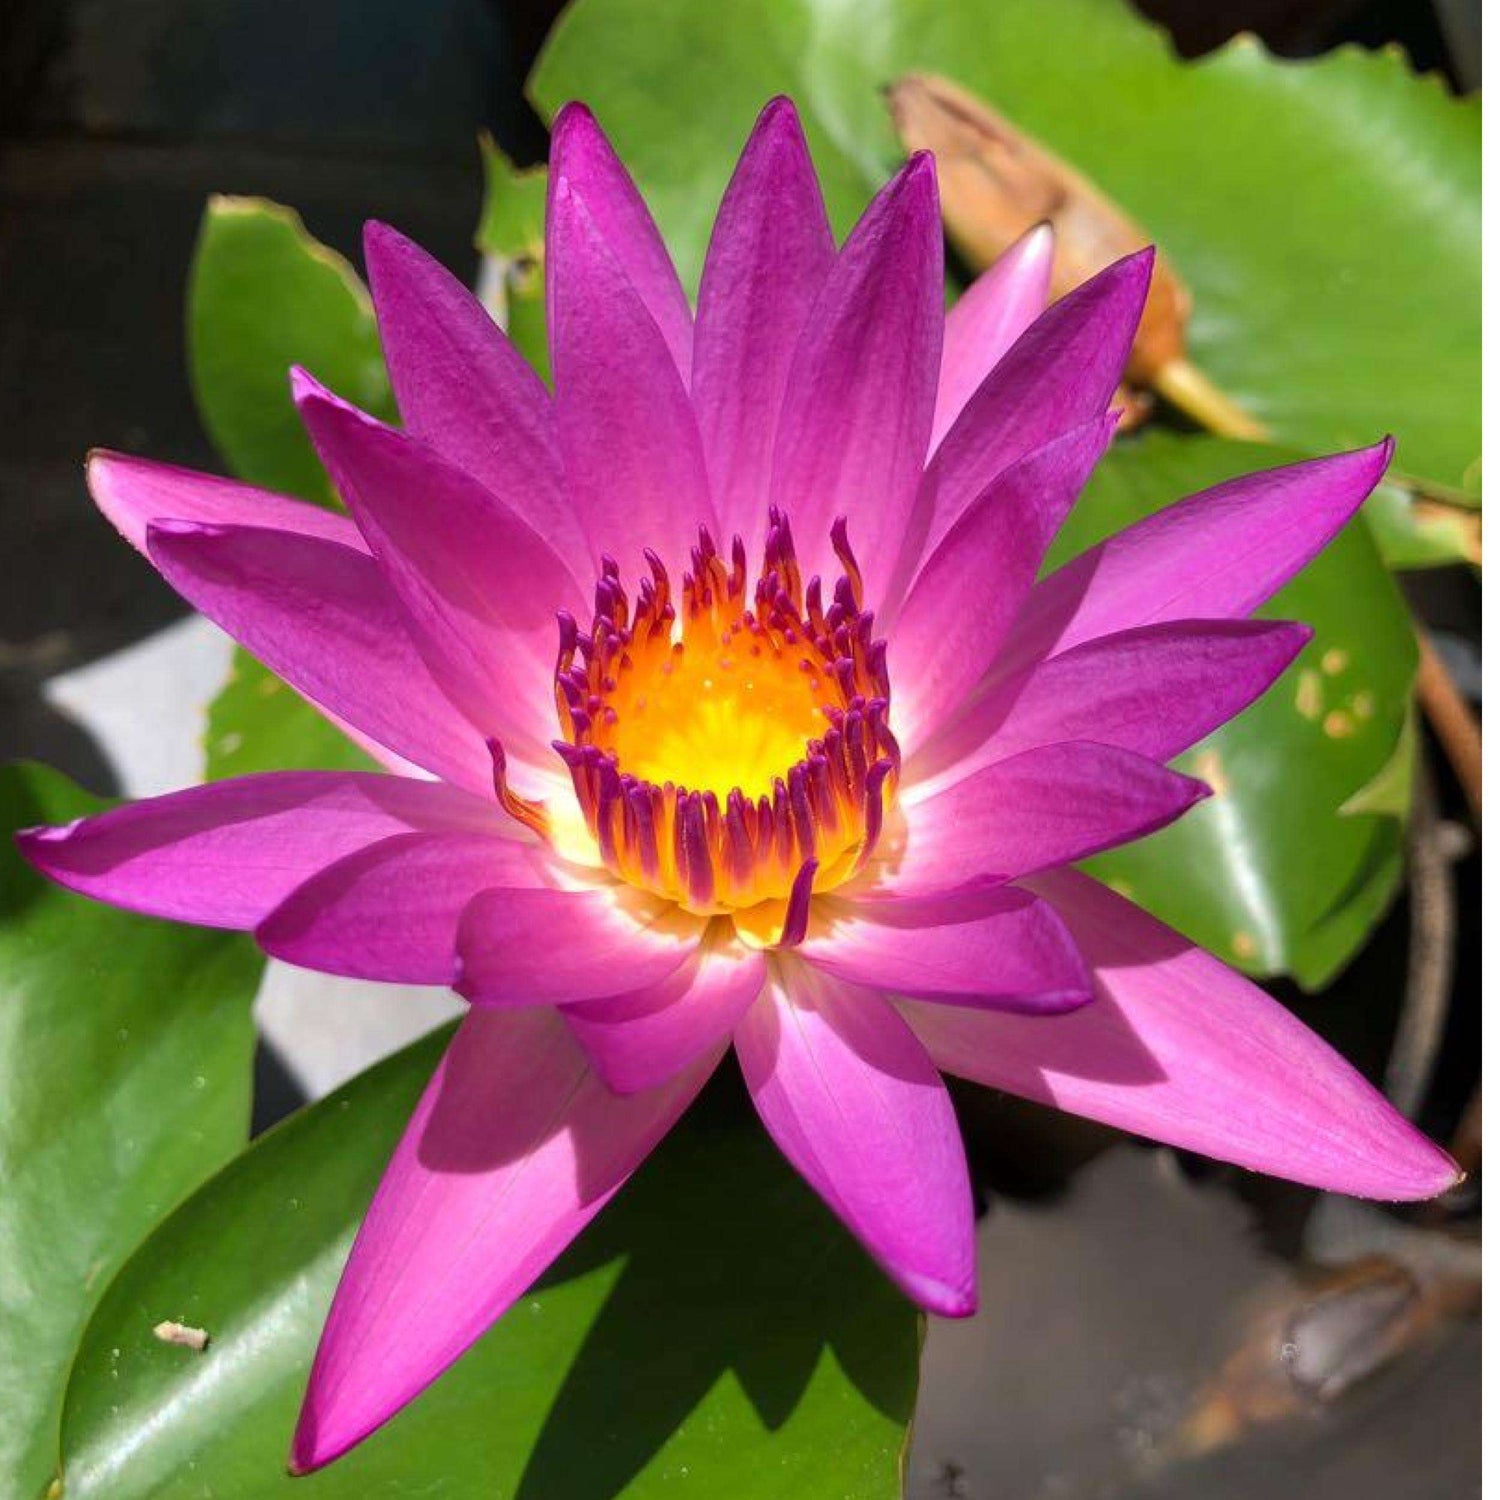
0, 764, 260, 1500
188, 196, 396, 508
56, 1032, 919, 1498
205, 649, 377, 782
187, 198, 398, 784
477, 139, 551, 381
1052, 434, 1416, 989
1362, 476, 1481, 571
532, 0, 1480, 506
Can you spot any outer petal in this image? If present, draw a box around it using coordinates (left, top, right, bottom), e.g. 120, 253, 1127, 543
912, 619, 1313, 795
802, 885, 1090, 1014
15, 771, 507, 930
362, 222, 589, 584
1003, 439, 1395, 669
549, 102, 694, 382
146, 521, 494, 798
86, 449, 364, 557
930, 223, 1053, 452
857, 741, 1209, 901
296, 376, 581, 771
547, 174, 713, 566
904, 868, 1459, 1201
912, 249, 1150, 568
257, 831, 554, 984
565, 936, 767, 1093
455, 887, 706, 1007
769, 153, 944, 619
891, 415, 1116, 749
291, 1007, 715, 1472
735, 963, 975, 1314
692, 97, 835, 552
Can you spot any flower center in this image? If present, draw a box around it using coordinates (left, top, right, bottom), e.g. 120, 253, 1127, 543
553, 512, 899, 917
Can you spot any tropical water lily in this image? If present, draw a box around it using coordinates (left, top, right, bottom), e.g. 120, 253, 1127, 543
20, 97, 1455, 1472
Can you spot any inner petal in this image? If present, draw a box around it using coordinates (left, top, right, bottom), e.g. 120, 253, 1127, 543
553, 513, 899, 915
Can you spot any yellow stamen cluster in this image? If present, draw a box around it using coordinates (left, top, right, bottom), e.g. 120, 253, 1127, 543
554, 514, 898, 916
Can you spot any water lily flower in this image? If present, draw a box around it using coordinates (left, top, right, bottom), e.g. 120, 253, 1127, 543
19, 97, 1455, 1471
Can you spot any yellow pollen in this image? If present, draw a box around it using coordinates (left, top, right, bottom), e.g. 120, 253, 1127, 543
607, 628, 833, 802
553, 516, 898, 916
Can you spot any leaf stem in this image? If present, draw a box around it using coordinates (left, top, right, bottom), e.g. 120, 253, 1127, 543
1415, 630, 1482, 823
1153, 356, 1269, 441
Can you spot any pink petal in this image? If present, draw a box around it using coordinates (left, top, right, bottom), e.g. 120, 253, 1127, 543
547, 173, 713, 568
904, 868, 1460, 1201
891, 415, 1116, 750
801, 885, 1090, 1014
565, 937, 767, 1093
549, 102, 694, 383
1004, 439, 1395, 669
362, 222, 591, 587
455, 887, 706, 1007
860, 741, 1209, 901
257, 830, 553, 984
88, 449, 365, 556
735, 964, 975, 1314
291, 1006, 715, 1472
914, 619, 1312, 795
146, 520, 494, 798
930, 223, 1053, 452
16, 771, 506, 930
913, 249, 1149, 569
692, 97, 835, 554
769, 153, 944, 619
295, 375, 580, 772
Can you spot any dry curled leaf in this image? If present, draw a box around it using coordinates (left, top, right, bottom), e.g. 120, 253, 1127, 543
888, 71, 1190, 381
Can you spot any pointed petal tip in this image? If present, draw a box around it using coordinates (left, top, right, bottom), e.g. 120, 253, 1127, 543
1021, 218, 1056, 253
287, 1414, 340, 1478
1373, 1140, 1465, 1203
549, 100, 606, 173
757, 93, 801, 127
361, 217, 404, 257
904, 148, 938, 191
14, 822, 67, 863
288, 363, 326, 407
905, 1272, 978, 1319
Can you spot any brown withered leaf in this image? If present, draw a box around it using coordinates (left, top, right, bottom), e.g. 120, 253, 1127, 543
889, 72, 1276, 444
888, 71, 1190, 383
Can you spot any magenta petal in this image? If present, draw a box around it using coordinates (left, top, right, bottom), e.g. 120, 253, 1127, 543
769, 153, 944, 618
547, 172, 713, 566
296, 376, 580, 771
549, 102, 694, 383
455, 888, 705, 1007
146, 521, 494, 798
915, 249, 1149, 566
362, 223, 590, 586
892, 415, 1116, 748
930, 223, 1053, 452
905, 869, 1460, 1201
291, 1006, 715, 1472
257, 831, 552, 984
16, 771, 505, 930
801, 885, 1090, 1014
735, 964, 975, 1315
1005, 439, 1395, 667
915, 619, 1313, 792
565, 938, 767, 1093
693, 97, 835, 553
88, 449, 364, 556
860, 740, 1209, 900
